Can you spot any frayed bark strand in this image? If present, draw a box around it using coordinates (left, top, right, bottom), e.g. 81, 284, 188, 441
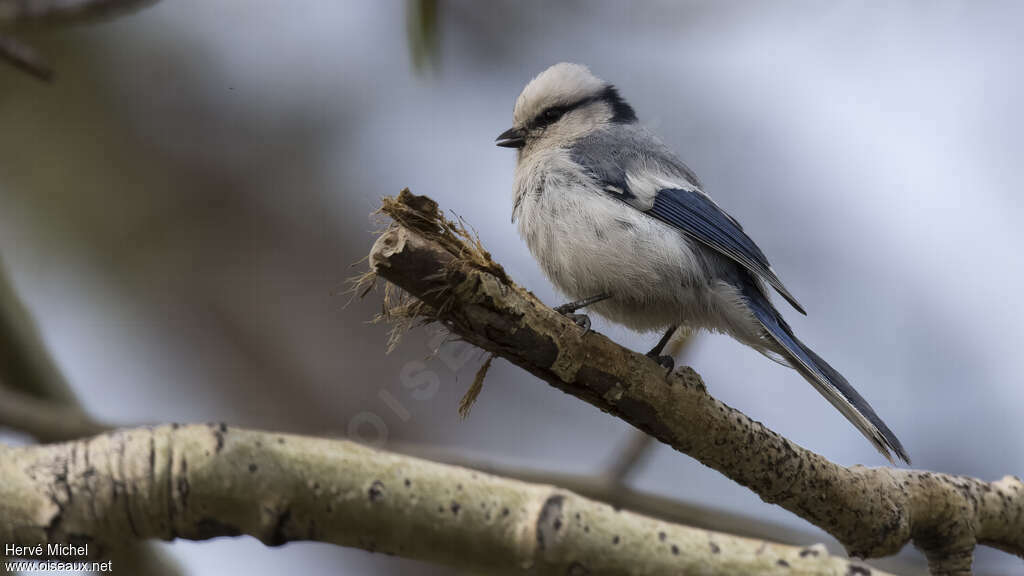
459, 354, 492, 418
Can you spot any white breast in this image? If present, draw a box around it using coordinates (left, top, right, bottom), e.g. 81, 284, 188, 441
512, 148, 739, 333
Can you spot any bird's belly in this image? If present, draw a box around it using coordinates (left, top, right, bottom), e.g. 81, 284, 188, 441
518, 188, 718, 332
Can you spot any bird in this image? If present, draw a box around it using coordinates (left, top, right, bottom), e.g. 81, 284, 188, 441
495, 62, 909, 464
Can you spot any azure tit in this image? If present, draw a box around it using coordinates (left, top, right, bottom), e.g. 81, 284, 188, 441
496, 62, 908, 463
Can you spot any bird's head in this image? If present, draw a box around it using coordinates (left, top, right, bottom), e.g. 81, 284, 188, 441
496, 62, 636, 153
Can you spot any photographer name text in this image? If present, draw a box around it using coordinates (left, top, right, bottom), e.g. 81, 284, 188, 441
4, 543, 89, 557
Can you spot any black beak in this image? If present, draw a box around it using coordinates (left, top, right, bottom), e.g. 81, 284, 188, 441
495, 127, 526, 149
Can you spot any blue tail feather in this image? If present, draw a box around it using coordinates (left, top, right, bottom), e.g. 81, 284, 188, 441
737, 276, 909, 464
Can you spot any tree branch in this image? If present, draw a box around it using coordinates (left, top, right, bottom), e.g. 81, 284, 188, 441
364, 190, 1024, 576
0, 383, 110, 441
0, 0, 156, 24
0, 0, 160, 81
0, 259, 180, 575
602, 430, 656, 490
0, 258, 79, 405
0, 424, 886, 576
386, 441, 822, 549
0, 34, 52, 80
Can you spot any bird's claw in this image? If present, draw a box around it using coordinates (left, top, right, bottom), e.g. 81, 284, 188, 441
647, 353, 675, 372
554, 293, 610, 316
563, 313, 591, 335
553, 302, 577, 315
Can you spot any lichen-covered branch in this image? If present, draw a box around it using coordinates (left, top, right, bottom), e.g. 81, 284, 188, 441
0, 424, 884, 576
365, 190, 1024, 576
386, 441, 820, 549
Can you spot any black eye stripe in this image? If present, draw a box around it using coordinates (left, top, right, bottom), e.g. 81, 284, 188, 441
533, 95, 599, 128
531, 85, 637, 129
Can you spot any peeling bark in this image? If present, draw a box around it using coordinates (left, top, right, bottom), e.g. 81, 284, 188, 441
365, 190, 1024, 575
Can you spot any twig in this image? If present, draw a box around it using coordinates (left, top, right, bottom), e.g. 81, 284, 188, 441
0, 259, 78, 404
0, 424, 887, 576
0, 34, 52, 80
601, 335, 692, 489
0, 0, 161, 80
0, 0, 157, 24
603, 430, 655, 489
366, 190, 1024, 576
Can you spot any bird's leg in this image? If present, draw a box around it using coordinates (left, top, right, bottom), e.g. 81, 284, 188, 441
553, 293, 610, 335
646, 325, 678, 371
554, 293, 611, 314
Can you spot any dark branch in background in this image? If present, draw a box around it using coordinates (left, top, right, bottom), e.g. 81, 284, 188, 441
0, 34, 52, 80
603, 337, 691, 490
0, 0, 160, 81
0, 0, 156, 24
0, 384, 108, 441
0, 258, 81, 407
364, 190, 1024, 576
603, 430, 656, 490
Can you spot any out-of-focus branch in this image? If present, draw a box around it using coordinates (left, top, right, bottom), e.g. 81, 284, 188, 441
0, 383, 109, 441
603, 430, 656, 489
0, 34, 52, 80
0, 0, 160, 81
601, 335, 691, 490
0, 424, 887, 576
0, 0, 156, 24
601, 336, 690, 506
0, 259, 179, 575
0, 259, 78, 404
365, 191, 1024, 576
0, 257, 107, 441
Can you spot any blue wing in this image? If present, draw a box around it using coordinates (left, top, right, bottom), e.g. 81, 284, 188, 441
570, 126, 804, 314
648, 188, 806, 315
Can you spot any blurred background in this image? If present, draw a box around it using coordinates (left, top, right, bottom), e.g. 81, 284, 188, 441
1, 1, 1022, 574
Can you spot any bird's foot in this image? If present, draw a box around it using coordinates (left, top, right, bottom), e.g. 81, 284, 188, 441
554, 302, 579, 314
554, 293, 610, 315
554, 294, 609, 336
646, 352, 675, 372
562, 313, 591, 335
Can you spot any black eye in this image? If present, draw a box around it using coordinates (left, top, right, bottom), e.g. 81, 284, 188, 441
544, 108, 564, 121
536, 107, 567, 128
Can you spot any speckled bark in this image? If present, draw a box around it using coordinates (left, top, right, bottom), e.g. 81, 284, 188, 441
366, 191, 1024, 576
0, 425, 882, 575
